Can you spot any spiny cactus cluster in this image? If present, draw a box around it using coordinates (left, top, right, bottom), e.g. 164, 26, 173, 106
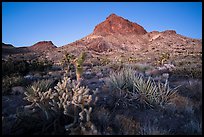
23, 76, 98, 134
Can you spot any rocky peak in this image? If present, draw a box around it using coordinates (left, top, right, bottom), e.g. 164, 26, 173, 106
32, 41, 55, 46
162, 30, 177, 35
29, 41, 57, 51
93, 13, 147, 36
106, 13, 120, 20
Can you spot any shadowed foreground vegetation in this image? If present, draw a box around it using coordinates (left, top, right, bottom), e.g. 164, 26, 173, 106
2, 58, 202, 135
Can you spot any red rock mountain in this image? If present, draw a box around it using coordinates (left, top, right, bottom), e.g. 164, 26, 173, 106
2, 13, 201, 67
93, 13, 147, 36
28, 41, 57, 52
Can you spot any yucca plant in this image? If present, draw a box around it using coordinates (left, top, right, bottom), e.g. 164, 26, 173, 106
132, 76, 158, 108
106, 67, 136, 92
106, 67, 180, 108
25, 79, 53, 96
73, 52, 87, 82
156, 80, 180, 106
24, 79, 54, 120
133, 76, 180, 108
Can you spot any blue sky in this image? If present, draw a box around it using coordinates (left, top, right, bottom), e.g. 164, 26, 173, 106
2, 2, 202, 47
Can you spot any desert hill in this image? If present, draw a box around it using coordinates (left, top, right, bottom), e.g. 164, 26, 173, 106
42, 13, 201, 69
2, 13, 202, 68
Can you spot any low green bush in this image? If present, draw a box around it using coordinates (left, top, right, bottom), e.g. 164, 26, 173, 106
2, 74, 26, 95
2, 59, 53, 77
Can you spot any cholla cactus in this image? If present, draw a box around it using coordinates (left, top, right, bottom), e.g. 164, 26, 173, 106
72, 85, 92, 107
54, 76, 72, 94
23, 75, 96, 133
73, 52, 87, 82
78, 107, 99, 135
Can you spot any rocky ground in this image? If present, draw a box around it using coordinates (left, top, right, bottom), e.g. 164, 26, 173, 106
2, 61, 202, 135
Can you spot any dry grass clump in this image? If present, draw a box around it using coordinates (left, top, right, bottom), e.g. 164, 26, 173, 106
181, 119, 202, 135
113, 114, 140, 135
172, 63, 202, 79
139, 121, 170, 135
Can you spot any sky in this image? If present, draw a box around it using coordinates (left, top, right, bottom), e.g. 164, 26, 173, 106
2, 2, 202, 47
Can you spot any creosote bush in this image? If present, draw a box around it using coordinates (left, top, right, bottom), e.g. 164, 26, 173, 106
2, 59, 53, 77
2, 74, 26, 95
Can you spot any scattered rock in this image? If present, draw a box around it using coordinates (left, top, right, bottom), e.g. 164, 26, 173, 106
11, 86, 25, 95
83, 71, 96, 79
96, 72, 103, 78
24, 75, 34, 80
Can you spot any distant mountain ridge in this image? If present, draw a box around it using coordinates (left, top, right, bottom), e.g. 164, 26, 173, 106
2, 13, 202, 66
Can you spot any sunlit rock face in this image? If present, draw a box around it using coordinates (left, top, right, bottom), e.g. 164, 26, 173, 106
93, 13, 147, 36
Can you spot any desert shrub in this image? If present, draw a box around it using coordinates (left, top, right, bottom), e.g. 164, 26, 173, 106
139, 121, 170, 135
131, 63, 152, 73
98, 57, 111, 66
61, 52, 76, 71
171, 63, 202, 79
2, 59, 53, 77
2, 74, 26, 95
156, 52, 170, 66
128, 56, 140, 63
132, 76, 179, 108
2, 60, 29, 76
108, 62, 124, 71
29, 59, 53, 72
181, 119, 202, 135
90, 57, 101, 67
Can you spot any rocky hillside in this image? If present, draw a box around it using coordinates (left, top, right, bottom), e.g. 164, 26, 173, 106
2, 13, 202, 68
44, 13, 201, 68
2, 43, 29, 57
